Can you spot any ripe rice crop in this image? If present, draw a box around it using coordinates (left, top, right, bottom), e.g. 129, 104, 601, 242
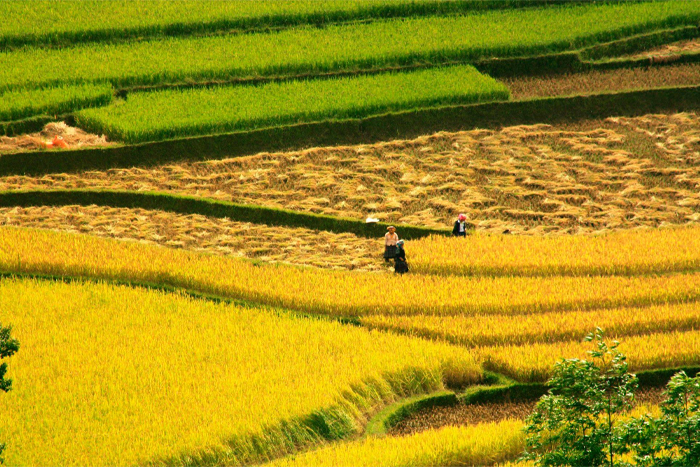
0, 277, 480, 466
6, 112, 700, 234
4, 227, 700, 318
362, 301, 700, 347
0, 204, 383, 271
265, 420, 525, 467
410, 226, 700, 277
481, 329, 700, 382
2, 2, 699, 91
75, 66, 509, 143
0, 83, 112, 122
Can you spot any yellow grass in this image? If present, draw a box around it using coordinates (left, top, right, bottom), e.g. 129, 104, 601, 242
0, 205, 383, 272
3, 227, 700, 318
0, 277, 480, 466
266, 420, 525, 467
480, 329, 700, 382
362, 301, 700, 347
4, 112, 700, 234
411, 226, 700, 277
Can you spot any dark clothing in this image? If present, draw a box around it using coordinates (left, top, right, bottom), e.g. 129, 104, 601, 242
452, 220, 467, 237
384, 245, 397, 261
394, 247, 409, 274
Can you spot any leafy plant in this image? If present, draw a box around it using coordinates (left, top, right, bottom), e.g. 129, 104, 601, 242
621, 371, 700, 466
522, 328, 638, 467
0, 323, 19, 464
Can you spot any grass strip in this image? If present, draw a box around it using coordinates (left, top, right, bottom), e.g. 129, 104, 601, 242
75, 66, 509, 143
2, 2, 700, 91
0, 114, 55, 137
0, 83, 112, 122
580, 25, 700, 61
0, 189, 447, 240
365, 390, 458, 437
0, 0, 598, 50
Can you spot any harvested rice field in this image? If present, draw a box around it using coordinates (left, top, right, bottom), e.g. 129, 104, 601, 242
389, 387, 665, 436
0, 205, 383, 271
503, 62, 700, 100
6, 111, 700, 235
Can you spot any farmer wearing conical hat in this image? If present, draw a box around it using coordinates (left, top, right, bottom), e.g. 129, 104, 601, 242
384, 226, 399, 262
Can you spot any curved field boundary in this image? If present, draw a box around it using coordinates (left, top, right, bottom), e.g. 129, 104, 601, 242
2, 84, 700, 177
0, 189, 448, 240
364, 366, 700, 437
0, 0, 603, 51
365, 390, 459, 437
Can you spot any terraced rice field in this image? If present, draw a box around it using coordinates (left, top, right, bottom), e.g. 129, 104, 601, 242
0, 278, 479, 466
3, 1, 700, 465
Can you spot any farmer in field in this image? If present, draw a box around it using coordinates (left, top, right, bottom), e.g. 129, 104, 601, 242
394, 240, 409, 274
452, 213, 468, 237
384, 225, 399, 262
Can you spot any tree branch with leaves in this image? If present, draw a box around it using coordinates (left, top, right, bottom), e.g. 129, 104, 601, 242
0, 323, 19, 464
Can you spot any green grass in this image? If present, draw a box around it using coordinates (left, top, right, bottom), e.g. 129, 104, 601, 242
2, 1, 700, 91
0, 0, 562, 48
0, 83, 112, 122
75, 65, 509, 143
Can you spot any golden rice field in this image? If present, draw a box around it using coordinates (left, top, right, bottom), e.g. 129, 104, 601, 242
0, 277, 480, 466
362, 301, 700, 347
4, 112, 700, 235
481, 329, 700, 382
6, 227, 700, 318
410, 226, 700, 276
265, 420, 525, 467
0, 205, 382, 271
